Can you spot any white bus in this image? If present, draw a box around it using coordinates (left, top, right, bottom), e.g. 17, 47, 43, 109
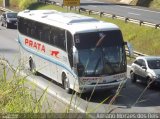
17, 10, 133, 93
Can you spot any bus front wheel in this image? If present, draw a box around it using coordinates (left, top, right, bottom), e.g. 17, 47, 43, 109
62, 74, 72, 94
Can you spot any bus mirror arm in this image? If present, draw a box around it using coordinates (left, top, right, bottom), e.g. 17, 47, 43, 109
125, 41, 134, 58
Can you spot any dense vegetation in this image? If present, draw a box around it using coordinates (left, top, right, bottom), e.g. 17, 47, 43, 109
0, 0, 36, 10
131, 0, 160, 10
0, 64, 48, 114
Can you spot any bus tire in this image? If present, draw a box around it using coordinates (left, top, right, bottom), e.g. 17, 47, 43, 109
29, 57, 37, 74
62, 74, 72, 94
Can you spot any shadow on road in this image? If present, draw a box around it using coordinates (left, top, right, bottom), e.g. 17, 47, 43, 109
0, 48, 19, 53
80, 79, 160, 108
35, 72, 160, 108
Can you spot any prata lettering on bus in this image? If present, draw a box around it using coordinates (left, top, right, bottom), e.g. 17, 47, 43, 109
25, 38, 60, 59
25, 38, 45, 52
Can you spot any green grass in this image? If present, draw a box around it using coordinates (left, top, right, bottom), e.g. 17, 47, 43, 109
149, 0, 160, 10
0, 0, 2, 6
0, 61, 57, 116
131, 0, 160, 10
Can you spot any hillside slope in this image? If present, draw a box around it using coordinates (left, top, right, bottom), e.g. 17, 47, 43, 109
101, 0, 160, 10
130, 0, 160, 10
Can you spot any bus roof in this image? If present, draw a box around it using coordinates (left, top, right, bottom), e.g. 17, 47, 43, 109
18, 10, 120, 34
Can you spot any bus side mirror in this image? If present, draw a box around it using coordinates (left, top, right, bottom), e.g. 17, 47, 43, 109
125, 42, 134, 58
73, 46, 79, 64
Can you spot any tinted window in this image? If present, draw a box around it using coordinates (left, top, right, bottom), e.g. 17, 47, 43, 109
135, 59, 145, 66
75, 30, 123, 49
50, 26, 66, 50
18, 17, 66, 51
67, 31, 73, 67
147, 59, 160, 69
141, 60, 146, 67
6, 13, 17, 18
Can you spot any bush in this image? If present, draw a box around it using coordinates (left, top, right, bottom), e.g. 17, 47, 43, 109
19, 0, 36, 10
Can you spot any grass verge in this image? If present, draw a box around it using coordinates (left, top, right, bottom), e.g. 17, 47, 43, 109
0, 62, 45, 114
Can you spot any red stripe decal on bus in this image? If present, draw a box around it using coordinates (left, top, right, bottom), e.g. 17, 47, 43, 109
51, 51, 59, 58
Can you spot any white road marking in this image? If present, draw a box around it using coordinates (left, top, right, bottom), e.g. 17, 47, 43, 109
128, 12, 140, 16
90, 5, 98, 8
86, 0, 104, 3
119, 6, 160, 14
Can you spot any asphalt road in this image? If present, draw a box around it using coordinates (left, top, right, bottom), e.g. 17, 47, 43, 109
0, 22, 160, 114
48, 0, 160, 25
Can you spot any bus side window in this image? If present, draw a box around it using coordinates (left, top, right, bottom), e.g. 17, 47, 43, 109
23, 20, 28, 36
50, 28, 55, 46
54, 28, 66, 51
18, 17, 24, 34
67, 31, 73, 67
44, 25, 50, 44
27, 20, 32, 36
37, 23, 44, 41
30, 22, 36, 38
58, 30, 66, 51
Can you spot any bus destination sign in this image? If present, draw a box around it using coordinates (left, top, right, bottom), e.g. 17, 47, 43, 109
63, 0, 80, 6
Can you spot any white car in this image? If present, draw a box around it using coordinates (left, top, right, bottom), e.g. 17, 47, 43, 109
130, 56, 160, 87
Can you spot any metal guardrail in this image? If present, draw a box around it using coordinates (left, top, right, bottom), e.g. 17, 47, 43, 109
0, 7, 13, 12
0, 6, 148, 58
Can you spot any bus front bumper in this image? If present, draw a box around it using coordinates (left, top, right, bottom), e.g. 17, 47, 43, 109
79, 80, 126, 93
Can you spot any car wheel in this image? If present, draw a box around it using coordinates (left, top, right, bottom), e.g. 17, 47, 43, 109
130, 72, 136, 83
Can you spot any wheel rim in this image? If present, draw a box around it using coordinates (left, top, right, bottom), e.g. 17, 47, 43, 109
64, 78, 69, 90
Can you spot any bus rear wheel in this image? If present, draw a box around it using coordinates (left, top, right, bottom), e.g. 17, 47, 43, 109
29, 57, 37, 74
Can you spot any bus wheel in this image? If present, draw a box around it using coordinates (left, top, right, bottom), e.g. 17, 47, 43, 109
29, 57, 37, 74
62, 74, 72, 94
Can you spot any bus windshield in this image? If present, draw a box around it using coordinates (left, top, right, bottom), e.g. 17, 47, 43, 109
75, 30, 126, 77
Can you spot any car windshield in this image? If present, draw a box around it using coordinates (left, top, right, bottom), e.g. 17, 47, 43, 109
6, 13, 17, 18
147, 59, 160, 69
